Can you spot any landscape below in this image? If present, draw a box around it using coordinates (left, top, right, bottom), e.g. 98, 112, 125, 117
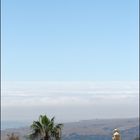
1, 118, 139, 140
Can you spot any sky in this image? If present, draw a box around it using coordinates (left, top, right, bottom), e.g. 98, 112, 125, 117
1, 0, 139, 81
1, 0, 139, 123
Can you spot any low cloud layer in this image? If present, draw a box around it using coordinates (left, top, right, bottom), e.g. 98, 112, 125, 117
1, 81, 139, 122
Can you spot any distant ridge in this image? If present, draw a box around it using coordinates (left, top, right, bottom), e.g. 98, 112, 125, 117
1, 118, 139, 140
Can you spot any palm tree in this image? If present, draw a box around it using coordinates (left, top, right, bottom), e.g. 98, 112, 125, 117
52, 123, 63, 140
29, 115, 63, 140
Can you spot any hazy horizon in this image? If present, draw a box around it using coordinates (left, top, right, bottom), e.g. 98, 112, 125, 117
2, 81, 139, 122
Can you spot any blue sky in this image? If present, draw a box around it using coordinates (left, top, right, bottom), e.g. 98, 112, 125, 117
1, 0, 139, 81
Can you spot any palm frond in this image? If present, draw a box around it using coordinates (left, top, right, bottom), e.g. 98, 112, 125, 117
29, 115, 63, 140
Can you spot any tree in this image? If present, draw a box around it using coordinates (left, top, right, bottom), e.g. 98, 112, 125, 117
7, 133, 19, 140
52, 123, 63, 140
29, 115, 63, 140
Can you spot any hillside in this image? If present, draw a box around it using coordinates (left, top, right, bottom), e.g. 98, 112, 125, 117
1, 118, 139, 140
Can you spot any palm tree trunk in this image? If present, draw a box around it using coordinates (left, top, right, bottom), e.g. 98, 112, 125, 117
44, 135, 49, 140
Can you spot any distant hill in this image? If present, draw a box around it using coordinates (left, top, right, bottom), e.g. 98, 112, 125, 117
1, 118, 139, 140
